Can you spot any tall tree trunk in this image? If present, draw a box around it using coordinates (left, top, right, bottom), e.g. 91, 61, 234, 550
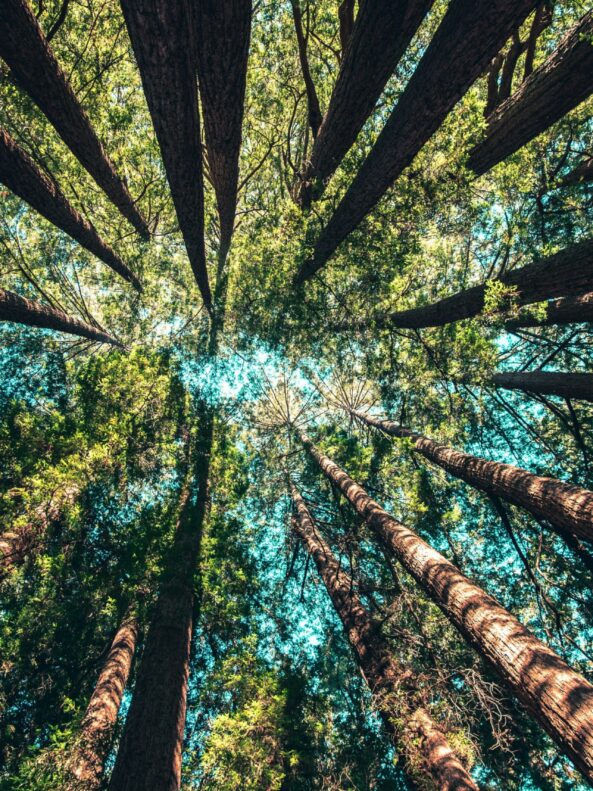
0, 0, 149, 237
295, 428, 593, 783
297, 0, 434, 207
337, 0, 355, 57
492, 371, 593, 403
558, 156, 593, 188
0, 128, 140, 290
468, 11, 593, 176
0, 287, 122, 346
119, 0, 212, 312
67, 608, 139, 790
195, 0, 251, 260
290, 0, 323, 138
506, 292, 593, 329
296, 0, 538, 282
290, 484, 478, 791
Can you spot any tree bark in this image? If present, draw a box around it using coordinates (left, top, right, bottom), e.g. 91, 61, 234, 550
67, 608, 139, 790
558, 157, 593, 188
338, 0, 355, 58
296, 428, 593, 783
296, 0, 538, 281
290, 484, 478, 791
0, 0, 149, 238
506, 292, 593, 329
195, 0, 251, 260
468, 11, 593, 176
290, 0, 323, 139
297, 0, 434, 207
0, 128, 140, 290
492, 371, 593, 403
119, 0, 212, 311
0, 287, 122, 346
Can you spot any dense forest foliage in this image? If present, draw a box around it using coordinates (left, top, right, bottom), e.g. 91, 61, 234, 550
1, 0, 593, 788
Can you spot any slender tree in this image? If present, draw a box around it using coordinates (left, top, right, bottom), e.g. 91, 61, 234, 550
492, 371, 593, 403
0, 0, 149, 237
119, 0, 212, 311
295, 427, 593, 783
468, 11, 593, 176
290, 0, 323, 139
296, 0, 538, 281
290, 483, 478, 791
0, 128, 141, 289
506, 292, 593, 329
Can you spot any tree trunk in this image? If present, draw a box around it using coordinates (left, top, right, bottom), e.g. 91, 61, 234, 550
468, 11, 593, 176
506, 292, 593, 329
297, 0, 434, 207
558, 157, 593, 188
296, 0, 538, 281
492, 371, 593, 403
0, 0, 149, 238
338, 0, 355, 57
0, 287, 122, 346
119, 0, 212, 312
290, 484, 478, 791
67, 608, 139, 790
296, 428, 593, 783
290, 0, 323, 138
195, 0, 251, 259
0, 128, 140, 290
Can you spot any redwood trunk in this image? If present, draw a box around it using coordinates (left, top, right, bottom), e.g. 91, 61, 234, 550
0, 0, 149, 237
468, 11, 593, 176
120, 0, 212, 311
0, 287, 122, 346
492, 371, 593, 403
297, 0, 538, 281
297, 429, 593, 783
290, 0, 323, 138
195, 0, 251, 259
559, 157, 593, 188
0, 128, 140, 289
507, 292, 593, 329
291, 484, 478, 791
297, 0, 434, 207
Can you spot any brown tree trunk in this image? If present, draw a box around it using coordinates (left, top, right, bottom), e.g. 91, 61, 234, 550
558, 157, 593, 188
506, 292, 593, 329
0, 0, 149, 237
296, 428, 593, 783
195, 0, 251, 260
290, 0, 323, 138
0, 287, 122, 346
67, 608, 139, 790
291, 484, 478, 791
119, 0, 212, 312
297, 0, 433, 207
0, 128, 140, 290
296, 0, 538, 281
492, 371, 593, 403
338, 0, 355, 57
468, 11, 593, 176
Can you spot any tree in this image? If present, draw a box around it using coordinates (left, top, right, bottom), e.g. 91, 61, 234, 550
492, 370, 593, 403
506, 292, 593, 328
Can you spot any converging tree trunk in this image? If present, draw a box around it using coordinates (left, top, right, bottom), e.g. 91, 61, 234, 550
468, 11, 593, 176
0, 128, 140, 290
119, 0, 212, 311
295, 428, 593, 783
297, 0, 434, 207
492, 371, 593, 403
0, 287, 123, 346
290, 0, 323, 138
296, 0, 538, 281
506, 292, 593, 329
290, 483, 478, 791
0, 0, 149, 237
195, 0, 251, 260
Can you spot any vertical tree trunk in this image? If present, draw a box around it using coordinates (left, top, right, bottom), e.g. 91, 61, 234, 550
67, 608, 139, 790
0, 128, 140, 290
506, 292, 593, 329
0, 0, 149, 237
297, 0, 434, 207
290, 0, 323, 138
295, 428, 593, 783
296, 0, 538, 281
0, 287, 122, 346
119, 0, 212, 311
492, 371, 593, 403
337, 0, 355, 57
195, 0, 251, 261
290, 484, 478, 791
468, 11, 593, 175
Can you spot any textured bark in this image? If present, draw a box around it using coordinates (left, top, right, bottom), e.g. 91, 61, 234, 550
297, 0, 434, 207
0, 0, 149, 237
338, 0, 355, 56
290, 0, 323, 138
506, 292, 593, 329
297, 0, 538, 281
297, 429, 593, 783
0, 128, 140, 289
120, 0, 212, 311
492, 371, 593, 403
0, 287, 122, 346
558, 157, 593, 188
291, 484, 478, 791
195, 0, 251, 258
468, 11, 593, 176
67, 609, 139, 790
